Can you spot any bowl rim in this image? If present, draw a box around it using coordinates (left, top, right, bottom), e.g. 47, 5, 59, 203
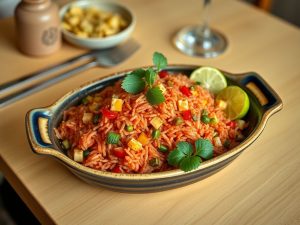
59, 0, 136, 42
26, 64, 283, 181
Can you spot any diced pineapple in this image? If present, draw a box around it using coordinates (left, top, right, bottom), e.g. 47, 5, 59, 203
82, 112, 93, 124
157, 83, 166, 94
111, 98, 124, 112
216, 100, 227, 110
150, 117, 163, 129
74, 149, 84, 162
127, 138, 142, 151
236, 119, 246, 129
213, 136, 222, 147
177, 100, 189, 111
191, 90, 198, 96
93, 96, 102, 102
137, 132, 149, 146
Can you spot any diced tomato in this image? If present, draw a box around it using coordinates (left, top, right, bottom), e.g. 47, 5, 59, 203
158, 70, 168, 78
112, 166, 122, 173
227, 121, 236, 129
179, 86, 192, 97
182, 110, 192, 120
101, 108, 118, 119
113, 149, 126, 158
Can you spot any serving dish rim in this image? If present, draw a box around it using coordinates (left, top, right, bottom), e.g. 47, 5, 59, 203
26, 64, 283, 181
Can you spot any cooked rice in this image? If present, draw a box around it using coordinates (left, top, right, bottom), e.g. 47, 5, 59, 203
55, 73, 244, 173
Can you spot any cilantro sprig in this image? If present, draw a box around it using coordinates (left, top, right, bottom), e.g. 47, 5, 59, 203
167, 139, 213, 172
121, 52, 167, 105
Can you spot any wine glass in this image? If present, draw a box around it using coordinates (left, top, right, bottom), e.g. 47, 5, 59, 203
173, 0, 227, 58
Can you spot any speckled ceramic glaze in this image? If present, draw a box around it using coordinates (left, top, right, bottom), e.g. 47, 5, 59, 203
26, 65, 282, 192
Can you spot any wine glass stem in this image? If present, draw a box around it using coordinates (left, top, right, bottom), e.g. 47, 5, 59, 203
202, 0, 211, 37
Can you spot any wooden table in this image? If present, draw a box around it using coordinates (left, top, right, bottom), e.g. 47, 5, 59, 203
1, 0, 300, 224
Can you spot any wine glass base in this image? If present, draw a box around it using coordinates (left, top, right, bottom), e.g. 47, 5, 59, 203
173, 25, 228, 58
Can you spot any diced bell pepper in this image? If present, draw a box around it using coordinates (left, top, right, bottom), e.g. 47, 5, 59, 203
137, 132, 149, 146
111, 98, 124, 112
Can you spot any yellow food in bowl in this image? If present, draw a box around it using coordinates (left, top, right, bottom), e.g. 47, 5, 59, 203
62, 5, 129, 38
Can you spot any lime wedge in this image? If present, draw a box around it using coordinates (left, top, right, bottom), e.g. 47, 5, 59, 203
190, 67, 227, 94
216, 86, 250, 120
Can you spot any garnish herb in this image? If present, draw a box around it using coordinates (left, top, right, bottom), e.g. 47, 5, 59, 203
121, 52, 167, 105
106, 131, 120, 144
145, 86, 165, 105
121, 73, 146, 94
167, 139, 213, 172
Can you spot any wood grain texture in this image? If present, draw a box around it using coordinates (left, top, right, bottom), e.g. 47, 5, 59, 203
0, 0, 300, 224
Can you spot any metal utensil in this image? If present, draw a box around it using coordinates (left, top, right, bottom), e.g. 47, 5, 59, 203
0, 39, 139, 108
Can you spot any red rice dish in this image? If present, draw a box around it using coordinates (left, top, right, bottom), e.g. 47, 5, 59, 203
55, 73, 246, 173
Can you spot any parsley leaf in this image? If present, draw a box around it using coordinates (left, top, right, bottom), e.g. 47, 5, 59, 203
153, 52, 167, 71
146, 87, 165, 105
145, 68, 157, 87
121, 73, 146, 94
195, 139, 213, 159
179, 156, 201, 172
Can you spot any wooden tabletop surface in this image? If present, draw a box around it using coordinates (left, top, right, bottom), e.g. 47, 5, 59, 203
1, 0, 300, 224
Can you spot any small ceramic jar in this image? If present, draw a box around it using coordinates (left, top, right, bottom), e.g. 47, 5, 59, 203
15, 0, 61, 56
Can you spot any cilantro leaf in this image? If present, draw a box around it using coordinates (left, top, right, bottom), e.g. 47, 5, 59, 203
176, 142, 193, 156
167, 148, 185, 166
145, 87, 165, 105
145, 68, 157, 87
121, 74, 146, 94
195, 139, 213, 159
179, 156, 201, 172
153, 52, 167, 71
130, 68, 146, 78
168, 141, 201, 172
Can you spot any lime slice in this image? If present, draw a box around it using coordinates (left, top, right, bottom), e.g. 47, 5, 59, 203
216, 86, 250, 120
190, 67, 227, 94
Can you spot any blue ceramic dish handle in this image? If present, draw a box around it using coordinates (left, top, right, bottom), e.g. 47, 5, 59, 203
26, 108, 54, 152
230, 72, 283, 113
